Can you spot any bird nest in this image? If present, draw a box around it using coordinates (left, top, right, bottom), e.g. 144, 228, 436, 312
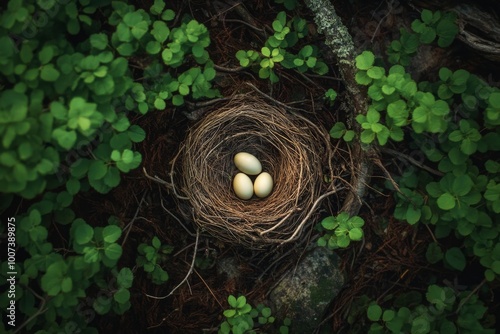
172, 97, 340, 248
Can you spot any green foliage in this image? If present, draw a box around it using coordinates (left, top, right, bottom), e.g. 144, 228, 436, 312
329, 122, 355, 142
274, 0, 299, 10
351, 9, 500, 283
235, 11, 328, 83
317, 212, 365, 249
219, 295, 254, 334
388, 10, 458, 66
411, 10, 458, 47
218, 295, 291, 334
136, 236, 173, 284
0, 0, 220, 332
366, 285, 494, 334
325, 88, 338, 104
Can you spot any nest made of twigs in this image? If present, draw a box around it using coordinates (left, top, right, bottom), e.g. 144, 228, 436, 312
173, 97, 338, 248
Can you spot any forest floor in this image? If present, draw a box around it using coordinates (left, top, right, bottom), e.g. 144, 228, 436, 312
72, 0, 500, 332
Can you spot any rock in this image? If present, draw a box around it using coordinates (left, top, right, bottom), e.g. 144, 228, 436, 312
269, 247, 345, 333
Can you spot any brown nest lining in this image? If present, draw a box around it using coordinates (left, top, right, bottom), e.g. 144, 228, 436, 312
174, 97, 338, 248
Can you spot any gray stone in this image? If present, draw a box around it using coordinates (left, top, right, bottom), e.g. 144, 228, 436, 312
269, 247, 345, 333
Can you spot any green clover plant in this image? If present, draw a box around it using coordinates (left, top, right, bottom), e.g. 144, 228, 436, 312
317, 213, 365, 249
366, 285, 493, 334
219, 295, 291, 334
235, 11, 327, 83
136, 236, 174, 284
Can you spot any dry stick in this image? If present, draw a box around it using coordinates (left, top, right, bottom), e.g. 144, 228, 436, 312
281, 188, 342, 244
373, 157, 400, 193
424, 223, 439, 244
231, 2, 270, 38
142, 167, 189, 200
381, 147, 444, 177
244, 82, 306, 113
13, 288, 47, 334
192, 268, 224, 309
455, 279, 487, 314
145, 228, 200, 300
159, 195, 196, 237
370, 0, 397, 43
304, 0, 373, 217
213, 64, 245, 72
121, 191, 147, 247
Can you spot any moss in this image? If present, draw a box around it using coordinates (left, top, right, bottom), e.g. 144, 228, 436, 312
304, 0, 355, 62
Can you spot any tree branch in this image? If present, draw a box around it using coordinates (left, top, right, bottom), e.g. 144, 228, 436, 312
304, 0, 374, 216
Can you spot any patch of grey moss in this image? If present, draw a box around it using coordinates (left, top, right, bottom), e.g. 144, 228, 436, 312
269, 247, 345, 333
304, 0, 354, 62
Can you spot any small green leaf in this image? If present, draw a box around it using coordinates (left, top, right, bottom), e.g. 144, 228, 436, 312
117, 267, 134, 289
321, 216, 338, 230
367, 304, 382, 321
444, 247, 466, 271
40, 64, 60, 82
66, 177, 81, 195
228, 295, 237, 307
52, 128, 76, 150
349, 227, 363, 241
38, 45, 54, 64
146, 41, 161, 55
61, 277, 73, 293
355, 71, 372, 85
113, 288, 130, 304
88, 160, 108, 180
161, 9, 175, 21
367, 66, 385, 79
426, 242, 443, 264
103, 225, 122, 243
104, 243, 123, 260
90, 33, 108, 50
355, 51, 375, 70
152, 236, 161, 249
223, 309, 236, 318
75, 223, 94, 245
437, 192, 455, 210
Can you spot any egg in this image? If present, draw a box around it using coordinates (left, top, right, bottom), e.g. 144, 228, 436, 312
254, 172, 273, 198
233, 173, 254, 200
234, 152, 262, 175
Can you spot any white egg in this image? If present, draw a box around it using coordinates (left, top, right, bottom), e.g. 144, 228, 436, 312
233, 173, 254, 200
254, 172, 273, 198
234, 152, 262, 175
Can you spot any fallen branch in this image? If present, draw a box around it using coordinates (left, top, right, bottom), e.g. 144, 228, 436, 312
304, 0, 374, 217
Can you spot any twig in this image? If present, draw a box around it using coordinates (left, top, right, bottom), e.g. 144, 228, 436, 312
281, 188, 342, 243
231, 2, 270, 38
424, 223, 438, 244
372, 157, 400, 193
223, 18, 266, 33
304, 73, 343, 81
13, 288, 47, 334
145, 228, 200, 300
455, 279, 487, 315
380, 147, 444, 177
371, 0, 396, 43
160, 195, 195, 237
142, 167, 189, 200
121, 191, 147, 247
193, 268, 224, 309
143, 167, 169, 186
213, 64, 244, 72
244, 82, 306, 112
185, 96, 239, 109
